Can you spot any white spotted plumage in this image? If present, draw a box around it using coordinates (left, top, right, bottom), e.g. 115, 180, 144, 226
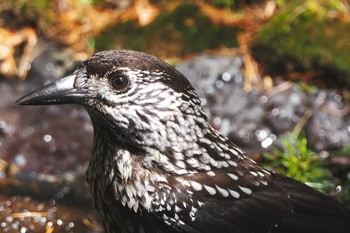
19, 50, 350, 233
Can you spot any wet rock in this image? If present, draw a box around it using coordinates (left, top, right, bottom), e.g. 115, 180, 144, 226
264, 85, 308, 133
306, 91, 350, 151
178, 54, 350, 153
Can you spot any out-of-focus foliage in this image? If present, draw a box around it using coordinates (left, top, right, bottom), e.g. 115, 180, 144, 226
95, 3, 239, 56
1, 0, 257, 79
0, 0, 113, 79
263, 132, 334, 192
1, 0, 350, 86
253, 0, 350, 86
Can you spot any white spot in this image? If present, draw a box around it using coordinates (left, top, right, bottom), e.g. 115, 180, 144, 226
176, 160, 186, 169
216, 185, 229, 197
206, 171, 216, 177
250, 171, 258, 177
257, 171, 265, 177
182, 180, 191, 187
228, 160, 238, 167
229, 149, 239, 156
228, 189, 240, 198
190, 180, 203, 191
43, 134, 52, 142
238, 186, 252, 195
127, 198, 135, 209
227, 173, 238, 180
178, 220, 186, 225
183, 201, 187, 208
187, 157, 200, 168
203, 185, 216, 195
248, 158, 257, 164
133, 201, 139, 212
177, 169, 189, 175
262, 169, 271, 175
209, 158, 219, 167
260, 180, 268, 186
174, 205, 181, 212
262, 137, 273, 148
221, 161, 229, 168
146, 185, 156, 192
251, 180, 260, 186
222, 72, 231, 82
186, 189, 194, 195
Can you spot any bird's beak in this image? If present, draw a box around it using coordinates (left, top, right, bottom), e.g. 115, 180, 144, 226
16, 73, 85, 105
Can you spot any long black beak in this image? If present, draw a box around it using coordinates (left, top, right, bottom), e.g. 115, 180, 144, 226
16, 74, 85, 106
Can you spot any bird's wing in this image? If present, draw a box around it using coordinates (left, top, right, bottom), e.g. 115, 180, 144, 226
164, 159, 293, 233
166, 161, 350, 233
270, 173, 350, 233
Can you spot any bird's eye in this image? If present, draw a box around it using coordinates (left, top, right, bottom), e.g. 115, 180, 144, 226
110, 74, 130, 91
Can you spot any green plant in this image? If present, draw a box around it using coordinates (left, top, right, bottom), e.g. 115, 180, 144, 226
263, 132, 333, 191
253, 0, 350, 86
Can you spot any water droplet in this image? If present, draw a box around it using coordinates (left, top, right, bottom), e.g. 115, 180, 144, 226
215, 80, 224, 88
200, 97, 207, 106
260, 95, 268, 104
43, 134, 52, 142
11, 221, 19, 230
14, 154, 27, 167
46, 63, 54, 71
290, 92, 301, 104
334, 94, 342, 102
24, 63, 31, 71
222, 72, 231, 82
213, 117, 222, 126
320, 151, 329, 159
56, 219, 63, 226
255, 129, 268, 141
261, 137, 274, 148
272, 108, 279, 116
40, 217, 47, 224
336, 185, 342, 192
62, 186, 70, 193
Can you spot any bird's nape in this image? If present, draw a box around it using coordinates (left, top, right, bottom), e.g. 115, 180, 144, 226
16, 50, 350, 233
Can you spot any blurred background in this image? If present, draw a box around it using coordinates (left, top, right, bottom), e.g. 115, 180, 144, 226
0, 0, 350, 232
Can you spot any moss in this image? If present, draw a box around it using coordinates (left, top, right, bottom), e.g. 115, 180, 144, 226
253, 0, 350, 86
95, 3, 238, 56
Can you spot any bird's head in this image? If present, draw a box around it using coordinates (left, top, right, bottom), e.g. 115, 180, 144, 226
16, 50, 207, 150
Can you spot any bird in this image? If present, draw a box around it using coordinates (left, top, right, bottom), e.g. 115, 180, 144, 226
16, 50, 350, 233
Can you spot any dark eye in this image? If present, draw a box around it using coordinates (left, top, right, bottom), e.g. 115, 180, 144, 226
110, 74, 130, 91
